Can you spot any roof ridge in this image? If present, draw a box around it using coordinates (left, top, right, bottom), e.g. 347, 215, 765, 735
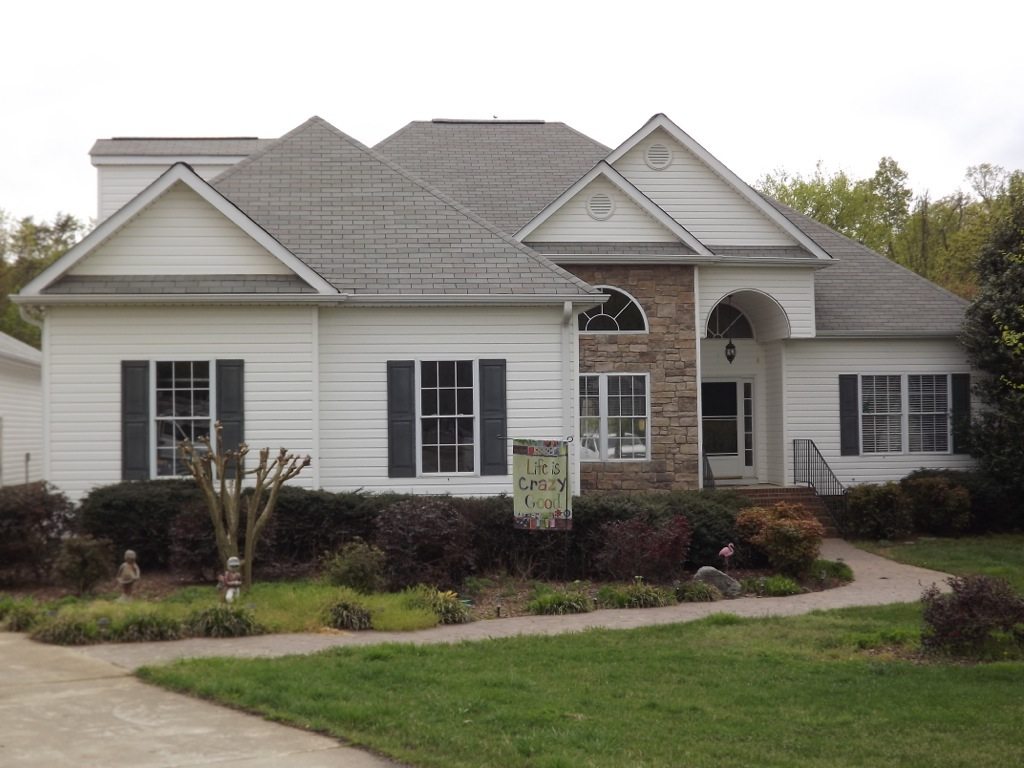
207, 118, 328, 186
306, 117, 601, 296
553, 121, 611, 154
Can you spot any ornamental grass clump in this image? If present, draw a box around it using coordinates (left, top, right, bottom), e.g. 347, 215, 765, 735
598, 577, 676, 609
675, 580, 721, 603
186, 604, 263, 638
527, 583, 593, 615
324, 599, 373, 631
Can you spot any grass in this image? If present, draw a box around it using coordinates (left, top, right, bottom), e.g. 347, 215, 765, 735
140, 603, 1024, 768
857, 533, 1024, 592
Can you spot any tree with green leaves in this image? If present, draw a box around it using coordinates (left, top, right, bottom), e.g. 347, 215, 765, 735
1, 210, 85, 347
960, 171, 1024, 504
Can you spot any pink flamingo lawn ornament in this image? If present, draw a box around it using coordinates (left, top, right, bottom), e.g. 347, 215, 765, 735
718, 542, 735, 572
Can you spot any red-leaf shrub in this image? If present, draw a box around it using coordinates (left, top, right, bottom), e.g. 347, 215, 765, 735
375, 497, 473, 589
0, 481, 75, 584
736, 502, 824, 577
594, 514, 692, 581
921, 575, 1024, 658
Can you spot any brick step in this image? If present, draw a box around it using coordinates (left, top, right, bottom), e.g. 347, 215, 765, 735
729, 486, 838, 537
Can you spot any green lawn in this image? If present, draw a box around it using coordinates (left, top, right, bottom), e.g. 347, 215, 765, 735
141, 603, 1024, 768
857, 533, 1024, 592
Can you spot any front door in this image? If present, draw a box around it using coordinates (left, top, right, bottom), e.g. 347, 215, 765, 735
701, 380, 754, 480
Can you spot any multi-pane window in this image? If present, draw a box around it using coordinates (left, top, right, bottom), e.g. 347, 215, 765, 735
155, 361, 211, 476
579, 373, 650, 461
909, 375, 949, 452
420, 360, 475, 473
860, 375, 902, 453
578, 286, 648, 333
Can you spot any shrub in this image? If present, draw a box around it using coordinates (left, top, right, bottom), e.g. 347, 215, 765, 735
841, 483, 912, 540
899, 476, 972, 536
598, 577, 676, 609
594, 514, 692, 581
675, 580, 721, 603
0, 481, 75, 583
79, 479, 202, 569
742, 575, 803, 597
321, 539, 387, 593
2, 599, 42, 631
527, 584, 593, 615
646, 490, 744, 568
736, 503, 824, 577
54, 536, 115, 596
921, 575, 1024, 658
185, 605, 263, 638
905, 469, 1017, 533
405, 585, 472, 625
375, 497, 473, 589
168, 500, 220, 580
324, 598, 374, 631
31, 615, 101, 645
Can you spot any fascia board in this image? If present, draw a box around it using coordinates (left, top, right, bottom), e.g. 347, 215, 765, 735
91, 155, 251, 166
20, 164, 337, 297
606, 114, 835, 262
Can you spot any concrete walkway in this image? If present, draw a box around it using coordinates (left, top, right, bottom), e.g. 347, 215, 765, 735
2, 540, 950, 768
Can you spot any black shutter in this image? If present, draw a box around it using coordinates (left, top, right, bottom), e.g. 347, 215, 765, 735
387, 360, 416, 478
216, 360, 245, 479
121, 361, 150, 480
479, 359, 508, 476
951, 374, 971, 454
839, 374, 860, 456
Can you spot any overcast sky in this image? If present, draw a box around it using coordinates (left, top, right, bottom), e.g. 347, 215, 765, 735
3, 0, 1022, 225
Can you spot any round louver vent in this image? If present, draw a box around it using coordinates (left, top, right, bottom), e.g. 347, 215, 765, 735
586, 192, 614, 221
645, 142, 672, 170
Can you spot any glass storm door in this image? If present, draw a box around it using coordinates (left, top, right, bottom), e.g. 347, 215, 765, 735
702, 381, 754, 480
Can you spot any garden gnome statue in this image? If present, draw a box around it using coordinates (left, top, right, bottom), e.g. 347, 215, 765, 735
116, 550, 141, 601
219, 556, 243, 603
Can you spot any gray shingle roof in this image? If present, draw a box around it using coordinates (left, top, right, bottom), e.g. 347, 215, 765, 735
211, 117, 597, 297
763, 197, 968, 335
43, 275, 316, 295
374, 120, 610, 235
90, 138, 275, 157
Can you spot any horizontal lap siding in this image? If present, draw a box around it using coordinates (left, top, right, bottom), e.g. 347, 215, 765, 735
74, 183, 290, 276
614, 129, 796, 246
698, 266, 816, 338
528, 178, 678, 242
97, 164, 234, 221
0, 361, 43, 485
46, 306, 315, 501
318, 306, 566, 495
784, 338, 974, 485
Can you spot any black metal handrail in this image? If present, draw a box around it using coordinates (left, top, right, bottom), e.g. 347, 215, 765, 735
793, 438, 847, 530
702, 452, 716, 490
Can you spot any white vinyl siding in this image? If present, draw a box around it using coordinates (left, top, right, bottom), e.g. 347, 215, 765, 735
44, 306, 316, 502
0, 357, 43, 486
318, 306, 570, 495
783, 338, 974, 485
614, 129, 797, 246
698, 266, 816, 339
762, 341, 786, 485
71, 182, 292, 276
96, 162, 236, 221
527, 178, 680, 243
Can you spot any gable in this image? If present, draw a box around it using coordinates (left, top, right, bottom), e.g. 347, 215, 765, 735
613, 128, 797, 247
69, 182, 292, 277
525, 177, 682, 243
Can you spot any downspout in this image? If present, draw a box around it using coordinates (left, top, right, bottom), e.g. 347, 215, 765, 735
311, 305, 321, 489
693, 270, 704, 489
562, 301, 579, 498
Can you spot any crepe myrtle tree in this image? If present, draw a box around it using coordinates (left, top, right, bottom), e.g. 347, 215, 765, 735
180, 421, 311, 588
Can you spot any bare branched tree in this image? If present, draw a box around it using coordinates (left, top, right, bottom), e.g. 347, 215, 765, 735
180, 421, 311, 588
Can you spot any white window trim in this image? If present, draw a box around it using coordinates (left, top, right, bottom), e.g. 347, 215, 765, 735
148, 358, 217, 478
415, 358, 481, 477
858, 373, 952, 456
578, 285, 650, 336
579, 372, 652, 462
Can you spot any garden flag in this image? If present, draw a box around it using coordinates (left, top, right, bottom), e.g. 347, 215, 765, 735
512, 439, 572, 530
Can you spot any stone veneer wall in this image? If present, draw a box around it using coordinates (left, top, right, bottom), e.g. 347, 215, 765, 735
570, 265, 699, 491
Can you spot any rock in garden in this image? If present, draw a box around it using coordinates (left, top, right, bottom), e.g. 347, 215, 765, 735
694, 566, 742, 598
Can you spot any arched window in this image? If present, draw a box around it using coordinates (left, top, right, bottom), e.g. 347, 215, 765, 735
579, 286, 648, 333
707, 302, 753, 339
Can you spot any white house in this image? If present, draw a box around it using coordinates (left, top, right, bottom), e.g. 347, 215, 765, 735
0, 331, 43, 486
14, 114, 973, 503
